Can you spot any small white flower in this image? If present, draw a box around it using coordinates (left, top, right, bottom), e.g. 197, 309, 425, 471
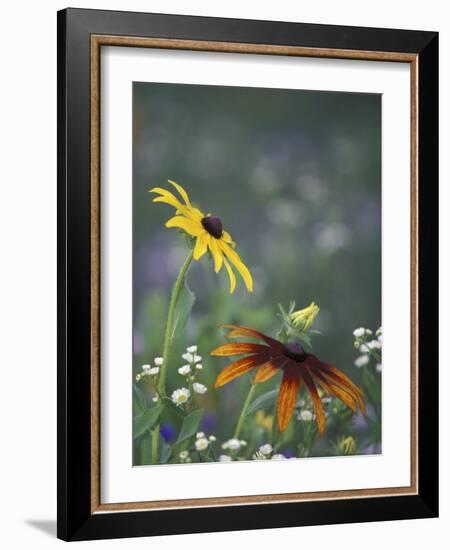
378, 334, 383, 343
195, 363, 203, 370
208, 435, 216, 442
252, 451, 267, 460
321, 396, 332, 404
171, 387, 191, 406
195, 437, 209, 451
186, 345, 198, 354
192, 354, 202, 364
299, 410, 314, 422
189, 376, 195, 382
222, 438, 241, 451
148, 366, 160, 376
365, 329, 373, 335
178, 364, 191, 376
271, 453, 286, 460
376, 363, 382, 373
359, 343, 370, 353
239, 440, 247, 447
353, 327, 365, 338
196, 432, 205, 439
193, 382, 207, 394
219, 454, 232, 462
152, 395, 159, 402
179, 450, 189, 460
154, 357, 164, 366
182, 352, 194, 362
135, 374, 141, 381
259, 443, 273, 456
376, 327, 382, 336
142, 363, 151, 372
367, 340, 382, 350
354, 355, 370, 368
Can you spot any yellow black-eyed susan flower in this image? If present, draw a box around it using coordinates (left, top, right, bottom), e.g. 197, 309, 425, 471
212, 324, 366, 433
150, 180, 253, 294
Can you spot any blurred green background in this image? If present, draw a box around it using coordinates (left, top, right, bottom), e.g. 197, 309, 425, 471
132, 82, 381, 463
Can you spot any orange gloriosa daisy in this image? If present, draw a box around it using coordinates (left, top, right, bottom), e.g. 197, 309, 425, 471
212, 325, 366, 433
150, 180, 253, 294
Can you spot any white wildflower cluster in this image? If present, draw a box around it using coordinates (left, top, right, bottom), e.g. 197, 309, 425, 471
221, 438, 247, 451
252, 443, 287, 461
194, 432, 216, 452
297, 409, 315, 422
179, 449, 192, 463
178, 345, 208, 394
353, 326, 382, 371
135, 357, 163, 382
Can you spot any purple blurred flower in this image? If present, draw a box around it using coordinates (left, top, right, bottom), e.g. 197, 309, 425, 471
201, 413, 216, 432
160, 424, 176, 443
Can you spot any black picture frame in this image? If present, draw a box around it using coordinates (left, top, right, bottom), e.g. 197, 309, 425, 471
57, 7, 438, 541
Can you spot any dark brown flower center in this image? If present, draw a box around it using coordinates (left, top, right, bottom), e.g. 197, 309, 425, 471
283, 342, 307, 362
201, 216, 223, 239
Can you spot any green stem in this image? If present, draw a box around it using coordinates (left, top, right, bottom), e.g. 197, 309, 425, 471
270, 403, 278, 448
233, 382, 257, 440
151, 250, 194, 465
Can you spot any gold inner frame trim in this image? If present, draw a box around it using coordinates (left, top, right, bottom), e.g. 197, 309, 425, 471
90, 34, 419, 514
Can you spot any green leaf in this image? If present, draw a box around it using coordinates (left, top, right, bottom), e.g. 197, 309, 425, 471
170, 280, 195, 342
169, 409, 205, 463
246, 389, 278, 416
161, 396, 184, 418
176, 409, 204, 443
133, 405, 163, 439
133, 383, 149, 410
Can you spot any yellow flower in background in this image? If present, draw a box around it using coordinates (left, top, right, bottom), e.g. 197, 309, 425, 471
150, 180, 253, 294
339, 436, 356, 455
291, 302, 320, 331
255, 410, 273, 432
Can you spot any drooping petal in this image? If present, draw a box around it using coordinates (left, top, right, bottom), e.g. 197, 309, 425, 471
222, 258, 236, 294
311, 368, 358, 414
302, 367, 326, 434
211, 342, 272, 357
277, 370, 301, 432
214, 353, 270, 387
219, 324, 284, 351
151, 187, 202, 221
208, 237, 224, 273
193, 232, 209, 261
165, 215, 203, 237
253, 363, 277, 384
312, 359, 365, 414
221, 231, 234, 244
218, 241, 253, 292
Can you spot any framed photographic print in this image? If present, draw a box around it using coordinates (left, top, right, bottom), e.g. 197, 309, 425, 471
57, 8, 438, 541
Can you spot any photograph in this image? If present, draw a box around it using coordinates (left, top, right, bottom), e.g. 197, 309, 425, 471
132, 82, 382, 466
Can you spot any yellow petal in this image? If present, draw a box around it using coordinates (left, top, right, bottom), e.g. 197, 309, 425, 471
193, 232, 209, 261
167, 180, 191, 207
208, 237, 223, 273
165, 216, 202, 237
219, 241, 253, 292
221, 231, 234, 244
222, 258, 236, 294
151, 187, 203, 221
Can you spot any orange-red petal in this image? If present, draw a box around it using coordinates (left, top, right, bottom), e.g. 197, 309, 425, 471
214, 353, 270, 388
312, 369, 358, 414
309, 357, 366, 415
277, 371, 301, 432
210, 342, 272, 357
219, 324, 284, 351
253, 362, 279, 384
302, 367, 326, 434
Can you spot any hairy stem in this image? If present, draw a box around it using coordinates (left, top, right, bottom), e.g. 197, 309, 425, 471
151, 250, 194, 465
